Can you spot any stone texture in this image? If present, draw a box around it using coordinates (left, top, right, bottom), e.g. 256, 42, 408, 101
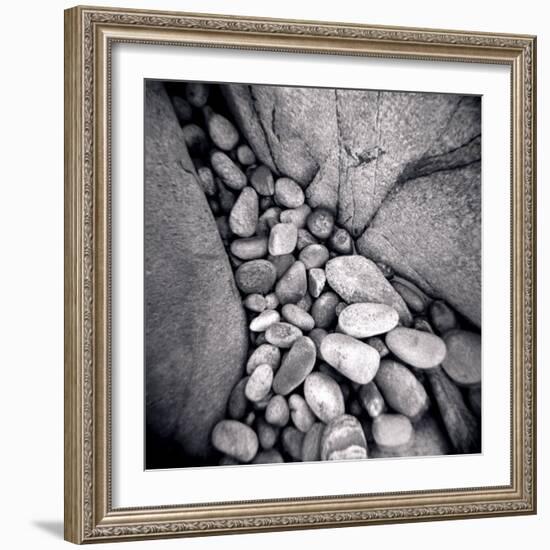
145, 82, 247, 465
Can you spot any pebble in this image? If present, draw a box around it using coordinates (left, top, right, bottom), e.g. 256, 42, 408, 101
337, 303, 399, 338
429, 300, 458, 334
237, 144, 256, 165
211, 420, 259, 462
197, 166, 216, 196
335, 302, 347, 316
325, 255, 412, 325
243, 294, 266, 316
442, 330, 481, 386
299, 244, 330, 269
358, 382, 385, 418
269, 223, 298, 256
264, 293, 280, 310
216, 179, 236, 213
275, 177, 305, 208
257, 207, 281, 236
309, 328, 327, 358
301, 422, 324, 462
289, 394, 316, 433
272, 336, 316, 395
310, 291, 340, 329
265, 322, 303, 348
296, 293, 312, 312
385, 327, 447, 369
252, 449, 284, 464
327, 227, 353, 254
172, 96, 193, 124
185, 82, 209, 107
282, 427, 305, 460
230, 236, 268, 260
414, 317, 434, 333
227, 377, 249, 420
246, 343, 281, 374
375, 359, 429, 419
275, 261, 307, 304
245, 364, 274, 402
249, 309, 281, 332
391, 277, 430, 313
204, 107, 239, 151
265, 394, 290, 427
372, 414, 414, 450
235, 260, 277, 294
296, 228, 319, 250
366, 336, 389, 358
244, 411, 256, 426
307, 208, 335, 240
229, 187, 259, 237
211, 151, 247, 190
320, 414, 367, 461
268, 253, 295, 279
182, 124, 208, 156
308, 268, 326, 298
280, 204, 311, 228
281, 304, 315, 331
256, 418, 279, 450
250, 165, 275, 196
321, 333, 380, 384
304, 372, 345, 423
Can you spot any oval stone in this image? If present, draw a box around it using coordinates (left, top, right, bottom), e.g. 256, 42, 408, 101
358, 382, 385, 418
307, 208, 335, 240
264, 293, 279, 310
245, 364, 274, 402
256, 417, 279, 450
206, 109, 239, 151
372, 414, 414, 450
211, 150, 247, 190
310, 291, 340, 329
281, 426, 305, 460
275, 177, 305, 208
230, 237, 268, 260
429, 300, 458, 334
337, 303, 399, 338
211, 420, 259, 462
327, 227, 353, 255
249, 309, 281, 332
265, 322, 303, 348
280, 204, 311, 228
243, 293, 266, 313
181, 124, 208, 156
249, 164, 275, 196
385, 327, 447, 369
309, 328, 327, 358
265, 394, 289, 427
289, 394, 316, 433
299, 244, 330, 269
442, 330, 481, 386
272, 336, 316, 395
375, 359, 430, 418
252, 449, 284, 464
269, 223, 298, 256
229, 187, 259, 237
301, 422, 324, 462
227, 377, 249, 420
320, 414, 367, 461
237, 144, 256, 165
246, 344, 281, 374
281, 304, 315, 331
235, 260, 277, 294
304, 372, 345, 423
275, 261, 307, 305
320, 333, 380, 384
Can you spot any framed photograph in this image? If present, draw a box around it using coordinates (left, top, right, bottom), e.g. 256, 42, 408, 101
64, 5, 537, 544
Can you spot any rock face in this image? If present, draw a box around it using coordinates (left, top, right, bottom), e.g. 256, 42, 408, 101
145, 81, 248, 466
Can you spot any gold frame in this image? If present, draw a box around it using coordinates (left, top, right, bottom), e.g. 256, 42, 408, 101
64, 5, 537, 544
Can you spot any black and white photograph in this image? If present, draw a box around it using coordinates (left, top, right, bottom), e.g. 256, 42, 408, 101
144, 79, 482, 470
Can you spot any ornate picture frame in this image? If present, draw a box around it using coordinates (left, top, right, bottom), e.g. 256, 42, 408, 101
64, 5, 536, 544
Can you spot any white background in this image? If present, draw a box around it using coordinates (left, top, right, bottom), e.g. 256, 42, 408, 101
0, 0, 546, 548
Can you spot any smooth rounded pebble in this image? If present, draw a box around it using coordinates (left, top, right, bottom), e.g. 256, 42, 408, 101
182, 124, 208, 156
282, 427, 305, 460
372, 414, 414, 450
289, 394, 316, 433
227, 377, 249, 420
250, 165, 275, 196
296, 293, 312, 312
230, 236, 268, 260
246, 344, 281, 374
304, 372, 345, 423
297, 228, 319, 250
249, 309, 281, 332
272, 336, 316, 395
280, 204, 311, 228
211, 420, 259, 462
307, 208, 335, 240
320, 414, 367, 461
185, 82, 209, 107
265, 394, 289, 427
264, 293, 279, 310
442, 330, 481, 386
237, 144, 256, 165
229, 187, 259, 237
235, 260, 277, 294
366, 336, 389, 358
299, 244, 330, 269
386, 327, 447, 369
275, 261, 307, 305
358, 382, 385, 418
275, 177, 305, 208
328, 227, 353, 254
310, 291, 340, 329
391, 276, 430, 313
429, 300, 458, 334
211, 150, 247, 190
375, 359, 429, 418
281, 304, 315, 331
257, 418, 279, 450
301, 422, 324, 462
197, 166, 216, 196
337, 303, 399, 338
269, 223, 298, 256
243, 293, 266, 313
245, 364, 274, 402
252, 449, 284, 464
265, 322, 303, 348
205, 109, 239, 151
216, 179, 236, 213
321, 333, 380, 384
257, 207, 281, 236
308, 268, 326, 299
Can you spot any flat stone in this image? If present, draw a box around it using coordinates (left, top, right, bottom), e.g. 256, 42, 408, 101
268, 223, 298, 256
265, 322, 303, 348
304, 372, 345, 423
275, 177, 305, 208
325, 256, 412, 325
272, 336, 316, 395
275, 261, 307, 304
385, 327, 447, 369
211, 150, 247, 190
442, 330, 482, 387
229, 187, 259, 237
235, 260, 277, 294
211, 420, 259, 462
337, 303, 399, 338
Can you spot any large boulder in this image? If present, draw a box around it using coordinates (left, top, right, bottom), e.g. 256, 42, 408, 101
145, 81, 248, 466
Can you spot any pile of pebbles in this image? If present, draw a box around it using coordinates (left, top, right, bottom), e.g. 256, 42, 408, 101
167, 82, 482, 466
